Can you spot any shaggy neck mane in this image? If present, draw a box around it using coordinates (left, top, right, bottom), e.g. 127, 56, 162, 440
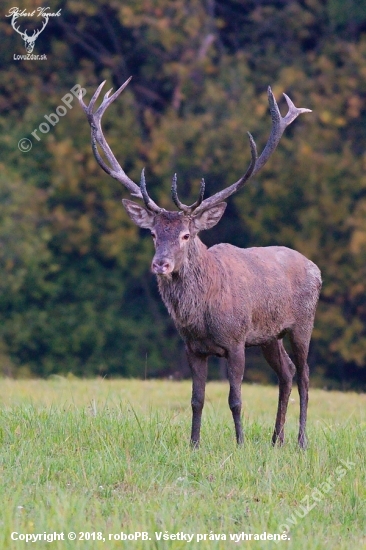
157, 236, 217, 326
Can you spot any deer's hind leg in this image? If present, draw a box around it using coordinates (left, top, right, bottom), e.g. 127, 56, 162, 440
289, 327, 312, 449
261, 339, 296, 446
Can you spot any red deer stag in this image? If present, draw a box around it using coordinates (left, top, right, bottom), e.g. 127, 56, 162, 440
79, 78, 321, 449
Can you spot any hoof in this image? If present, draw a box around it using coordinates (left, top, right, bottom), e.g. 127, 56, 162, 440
298, 435, 308, 450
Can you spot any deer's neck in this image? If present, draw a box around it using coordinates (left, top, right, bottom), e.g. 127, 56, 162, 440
157, 237, 215, 327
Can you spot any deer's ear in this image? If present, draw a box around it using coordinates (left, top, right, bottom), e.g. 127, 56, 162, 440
122, 199, 155, 229
191, 202, 227, 232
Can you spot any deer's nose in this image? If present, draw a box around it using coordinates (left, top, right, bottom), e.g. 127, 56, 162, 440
152, 258, 173, 275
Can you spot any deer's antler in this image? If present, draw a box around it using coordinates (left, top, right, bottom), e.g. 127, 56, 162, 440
186, 87, 311, 215
80, 80, 311, 216
79, 78, 162, 213
171, 174, 206, 214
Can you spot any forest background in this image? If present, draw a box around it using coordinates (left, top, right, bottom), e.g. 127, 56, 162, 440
1, 0, 366, 389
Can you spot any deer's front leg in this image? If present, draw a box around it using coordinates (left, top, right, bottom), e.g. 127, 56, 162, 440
227, 344, 245, 445
186, 347, 208, 448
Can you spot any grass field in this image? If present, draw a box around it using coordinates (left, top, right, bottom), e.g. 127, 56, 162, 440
0, 377, 365, 549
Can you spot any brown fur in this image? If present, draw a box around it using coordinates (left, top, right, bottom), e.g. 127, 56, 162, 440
122, 202, 322, 448
80, 78, 316, 448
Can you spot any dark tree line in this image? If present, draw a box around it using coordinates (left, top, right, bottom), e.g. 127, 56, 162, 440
1, 0, 366, 388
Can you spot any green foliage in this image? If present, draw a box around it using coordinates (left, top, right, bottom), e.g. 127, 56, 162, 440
1, 0, 366, 384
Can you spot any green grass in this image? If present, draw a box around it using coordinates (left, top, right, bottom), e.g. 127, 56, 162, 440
0, 378, 365, 549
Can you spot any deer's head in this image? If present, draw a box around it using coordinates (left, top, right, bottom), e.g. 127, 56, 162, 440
122, 171, 227, 275
79, 78, 311, 276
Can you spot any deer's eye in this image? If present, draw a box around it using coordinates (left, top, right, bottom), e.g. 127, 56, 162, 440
151, 232, 156, 239
182, 233, 190, 241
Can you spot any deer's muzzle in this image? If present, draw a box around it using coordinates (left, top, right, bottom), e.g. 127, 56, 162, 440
151, 257, 174, 275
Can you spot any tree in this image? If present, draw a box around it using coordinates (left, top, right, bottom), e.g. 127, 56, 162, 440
1, 0, 366, 386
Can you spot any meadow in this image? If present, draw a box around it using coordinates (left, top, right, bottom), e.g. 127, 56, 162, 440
0, 377, 365, 549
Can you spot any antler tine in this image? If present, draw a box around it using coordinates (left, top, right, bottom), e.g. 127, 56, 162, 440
171, 174, 187, 211
196, 178, 206, 207
79, 78, 161, 212
171, 174, 206, 214
193, 87, 311, 215
251, 87, 312, 176
79, 80, 103, 115
140, 169, 162, 213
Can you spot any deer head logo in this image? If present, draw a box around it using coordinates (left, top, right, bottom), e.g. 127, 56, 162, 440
11, 13, 49, 53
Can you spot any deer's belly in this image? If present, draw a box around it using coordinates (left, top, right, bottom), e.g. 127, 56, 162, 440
178, 320, 233, 357
185, 337, 227, 357
177, 309, 289, 353
245, 319, 289, 345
